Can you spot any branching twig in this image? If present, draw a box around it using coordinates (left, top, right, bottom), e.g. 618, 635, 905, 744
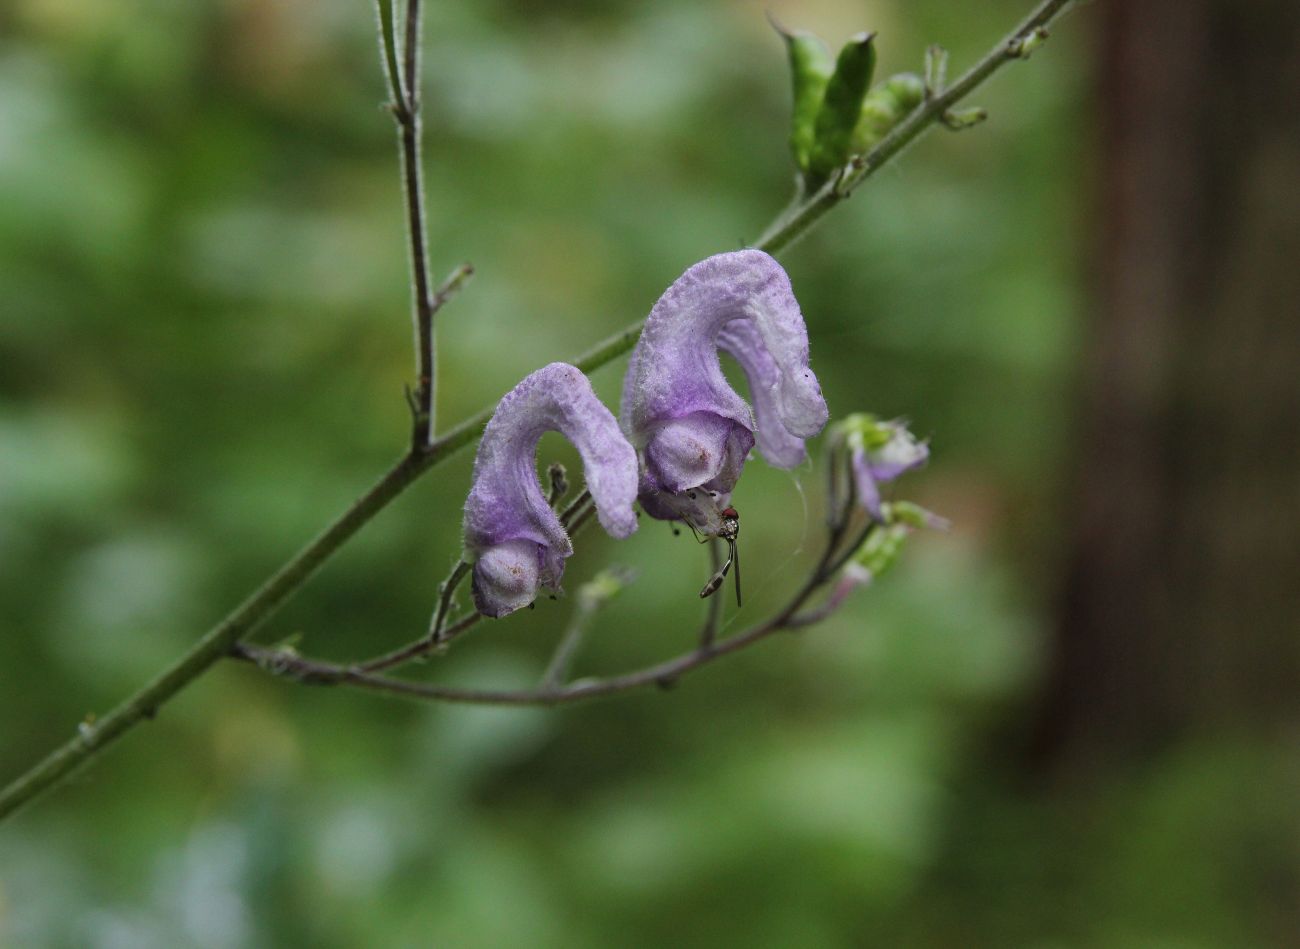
755, 0, 1075, 253
388, 0, 441, 449
0, 0, 1078, 822
351, 485, 598, 674
233, 523, 872, 707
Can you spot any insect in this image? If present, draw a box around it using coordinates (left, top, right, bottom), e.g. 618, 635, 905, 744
650, 487, 744, 608
698, 505, 741, 608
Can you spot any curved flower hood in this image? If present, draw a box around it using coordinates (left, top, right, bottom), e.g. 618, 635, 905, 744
464, 363, 639, 617
621, 250, 828, 525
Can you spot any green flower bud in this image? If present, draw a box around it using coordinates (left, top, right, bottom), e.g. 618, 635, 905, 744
941, 106, 989, 131
830, 412, 896, 452
923, 45, 948, 97
853, 522, 910, 579
1009, 27, 1050, 59
883, 500, 950, 532
850, 73, 925, 154
807, 32, 877, 183
775, 24, 834, 174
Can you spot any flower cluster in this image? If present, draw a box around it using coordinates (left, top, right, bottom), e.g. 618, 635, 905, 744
460, 250, 874, 617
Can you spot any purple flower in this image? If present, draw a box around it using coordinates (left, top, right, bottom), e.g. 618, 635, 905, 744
620, 250, 828, 531
846, 417, 930, 521
463, 363, 639, 617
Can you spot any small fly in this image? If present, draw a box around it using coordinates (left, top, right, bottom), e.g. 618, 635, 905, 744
698, 506, 741, 607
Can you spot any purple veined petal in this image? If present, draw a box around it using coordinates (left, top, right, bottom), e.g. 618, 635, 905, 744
621, 250, 828, 496
463, 362, 639, 617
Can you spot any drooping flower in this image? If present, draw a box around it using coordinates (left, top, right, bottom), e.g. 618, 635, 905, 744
620, 250, 828, 533
840, 414, 930, 521
463, 363, 639, 618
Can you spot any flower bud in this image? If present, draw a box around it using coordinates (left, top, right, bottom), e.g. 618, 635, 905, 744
807, 32, 877, 183
883, 500, 950, 532
853, 522, 910, 579
828, 413, 930, 521
774, 22, 834, 175
850, 73, 925, 153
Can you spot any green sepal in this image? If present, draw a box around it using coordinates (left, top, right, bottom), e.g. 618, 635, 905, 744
807, 32, 877, 183
831, 412, 895, 451
850, 72, 924, 154
775, 24, 834, 173
883, 501, 949, 532
941, 106, 989, 131
853, 522, 910, 579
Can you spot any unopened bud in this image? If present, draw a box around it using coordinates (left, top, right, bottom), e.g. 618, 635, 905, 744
851, 73, 925, 153
807, 32, 877, 183
773, 19, 834, 174
1009, 27, 1049, 59
923, 45, 948, 97
853, 523, 910, 579
883, 500, 950, 532
942, 106, 989, 131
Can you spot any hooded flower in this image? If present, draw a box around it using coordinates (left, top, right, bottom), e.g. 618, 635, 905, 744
463, 363, 639, 617
620, 250, 828, 531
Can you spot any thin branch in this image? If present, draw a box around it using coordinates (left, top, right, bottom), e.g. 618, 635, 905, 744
0, 0, 1078, 822
428, 559, 471, 642
349, 485, 598, 675
393, 0, 439, 449
232, 532, 839, 707
541, 604, 594, 689
755, 0, 1076, 253
354, 560, 472, 675
557, 487, 593, 527
0, 451, 428, 820
233, 518, 872, 709
374, 0, 406, 111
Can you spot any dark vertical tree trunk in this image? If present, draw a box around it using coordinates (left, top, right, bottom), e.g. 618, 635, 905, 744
1034, 0, 1300, 762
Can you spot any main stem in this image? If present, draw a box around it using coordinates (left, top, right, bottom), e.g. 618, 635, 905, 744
0, 0, 1077, 822
394, 0, 437, 448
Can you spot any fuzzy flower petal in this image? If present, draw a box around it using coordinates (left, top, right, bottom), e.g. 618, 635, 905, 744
621, 250, 828, 517
464, 363, 638, 617
717, 318, 812, 469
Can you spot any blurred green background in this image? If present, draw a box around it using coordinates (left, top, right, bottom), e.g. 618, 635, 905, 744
2, 0, 1296, 946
